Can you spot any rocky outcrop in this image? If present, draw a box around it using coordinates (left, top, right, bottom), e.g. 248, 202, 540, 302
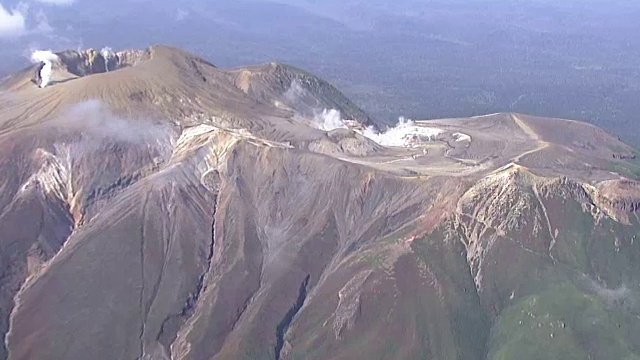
56, 48, 152, 77
613, 152, 637, 160
595, 179, 640, 219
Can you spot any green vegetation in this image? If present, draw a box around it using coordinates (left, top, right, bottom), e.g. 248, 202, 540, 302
543, 197, 595, 273
609, 161, 640, 179
488, 282, 640, 360
412, 226, 490, 360
486, 194, 640, 360
361, 251, 387, 268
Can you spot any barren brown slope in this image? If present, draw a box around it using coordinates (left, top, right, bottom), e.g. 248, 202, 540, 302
225, 62, 374, 127
1, 46, 640, 360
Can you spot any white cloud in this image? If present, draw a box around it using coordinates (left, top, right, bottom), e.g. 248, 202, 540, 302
34, 9, 53, 33
0, 4, 27, 37
34, 0, 76, 5
0, 0, 75, 39
176, 8, 188, 21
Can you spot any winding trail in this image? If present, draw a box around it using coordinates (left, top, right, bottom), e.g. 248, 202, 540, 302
511, 114, 550, 163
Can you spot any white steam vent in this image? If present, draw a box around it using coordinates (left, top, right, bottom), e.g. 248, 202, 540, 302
362, 117, 443, 147
314, 109, 348, 131
100, 46, 115, 72
310, 110, 444, 148
31, 50, 59, 88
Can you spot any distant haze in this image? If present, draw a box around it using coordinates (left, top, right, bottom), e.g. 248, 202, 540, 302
1, 0, 639, 144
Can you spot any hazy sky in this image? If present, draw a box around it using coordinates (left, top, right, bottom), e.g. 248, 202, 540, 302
1, 0, 639, 143
1, 0, 638, 68
0, 0, 636, 48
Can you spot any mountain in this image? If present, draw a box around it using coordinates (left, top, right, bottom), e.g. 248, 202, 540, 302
0, 45, 639, 360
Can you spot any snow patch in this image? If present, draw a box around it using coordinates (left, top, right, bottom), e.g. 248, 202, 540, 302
453, 132, 471, 142
471, 113, 501, 119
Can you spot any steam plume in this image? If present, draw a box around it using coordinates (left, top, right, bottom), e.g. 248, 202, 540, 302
361, 117, 443, 147
289, 78, 443, 147
100, 47, 115, 72
60, 100, 172, 145
314, 109, 347, 131
310, 109, 443, 147
30, 50, 59, 88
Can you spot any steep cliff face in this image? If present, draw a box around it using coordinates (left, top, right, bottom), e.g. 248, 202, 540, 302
56, 48, 153, 76
1, 46, 640, 360
275, 167, 640, 360
595, 180, 640, 219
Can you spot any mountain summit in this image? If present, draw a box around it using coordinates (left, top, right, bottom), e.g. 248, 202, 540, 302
1, 46, 640, 360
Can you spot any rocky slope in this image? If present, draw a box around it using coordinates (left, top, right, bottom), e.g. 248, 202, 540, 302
0, 46, 639, 360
